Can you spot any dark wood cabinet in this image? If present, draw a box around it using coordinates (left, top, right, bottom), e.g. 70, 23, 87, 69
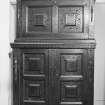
16, 0, 95, 40
11, 0, 96, 105
12, 47, 95, 105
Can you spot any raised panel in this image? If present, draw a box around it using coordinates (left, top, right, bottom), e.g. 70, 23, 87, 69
65, 14, 76, 26
28, 6, 51, 32
32, 14, 47, 26
23, 53, 45, 75
61, 54, 82, 75
61, 81, 83, 102
28, 84, 40, 97
65, 85, 78, 98
58, 6, 83, 33
22, 5, 52, 33
24, 80, 45, 100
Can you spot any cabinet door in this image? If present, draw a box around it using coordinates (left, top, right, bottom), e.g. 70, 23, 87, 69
21, 0, 52, 37
53, 49, 92, 105
19, 49, 49, 105
56, 0, 90, 39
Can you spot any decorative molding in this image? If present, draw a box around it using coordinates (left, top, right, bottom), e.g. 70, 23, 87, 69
11, 40, 96, 49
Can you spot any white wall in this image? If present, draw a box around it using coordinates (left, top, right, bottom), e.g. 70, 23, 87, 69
94, 3, 105, 105
0, 0, 105, 105
0, 0, 10, 105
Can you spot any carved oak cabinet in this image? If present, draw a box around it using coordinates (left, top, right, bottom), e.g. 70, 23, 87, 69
11, 0, 96, 105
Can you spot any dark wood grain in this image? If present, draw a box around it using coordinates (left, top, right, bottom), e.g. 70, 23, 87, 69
12, 0, 96, 105
20, 49, 49, 105
15, 0, 95, 40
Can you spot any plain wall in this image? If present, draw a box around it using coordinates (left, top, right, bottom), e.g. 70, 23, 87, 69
0, 0, 10, 105
0, 0, 105, 105
94, 2, 105, 105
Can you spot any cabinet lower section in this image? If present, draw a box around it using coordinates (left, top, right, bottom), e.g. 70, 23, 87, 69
12, 48, 94, 105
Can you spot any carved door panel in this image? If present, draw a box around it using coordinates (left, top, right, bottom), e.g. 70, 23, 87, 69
56, 0, 90, 38
19, 49, 49, 105
22, 0, 52, 36
53, 49, 90, 105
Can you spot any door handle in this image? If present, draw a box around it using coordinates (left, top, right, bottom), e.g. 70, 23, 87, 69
14, 59, 18, 81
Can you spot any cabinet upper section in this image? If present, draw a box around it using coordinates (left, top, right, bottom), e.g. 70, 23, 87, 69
16, 0, 95, 41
